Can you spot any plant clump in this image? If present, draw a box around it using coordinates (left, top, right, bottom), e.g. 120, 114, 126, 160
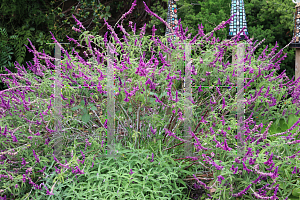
0, 0, 300, 199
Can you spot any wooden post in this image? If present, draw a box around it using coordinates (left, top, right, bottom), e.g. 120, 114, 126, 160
106, 42, 116, 157
46, 42, 70, 158
183, 43, 193, 157
235, 43, 245, 157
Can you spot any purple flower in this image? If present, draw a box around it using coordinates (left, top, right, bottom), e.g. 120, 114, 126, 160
151, 153, 154, 162
193, 174, 211, 190
243, 162, 252, 174
164, 128, 186, 142
249, 158, 256, 165
232, 184, 252, 197
222, 139, 232, 151
265, 163, 275, 171
221, 97, 227, 110
217, 175, 225, 184
235, 157, 241, 164
72, 14, 86, 30
72, 26, 82, 33
205, 71, 211, 76
11, 133, 18, 142
129, 169, 134, 175
263, 152, 274, 166
53, 154, 59, 163
143, 2, 174, 36
22, 174, 26, 183
287, 140, 300, 145
21, 158, 26, 166
292, 166, 298, 174
252, 175, 262, 184
46, 189, 54, 196
54, 166, 61, 174
121, 0, 137, 21
152, 25, 157, 38
150, 126, 156, 135
271, 166, 279, 179
32, 149, 40, 163
186, 156, 199, 161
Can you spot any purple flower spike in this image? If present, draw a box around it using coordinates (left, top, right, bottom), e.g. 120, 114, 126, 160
32, 149, 40, 163
292, 166, 298, 174
150, 126, 156, 135
129, 169, 134, 175
263, 152, 274, 166
120, 0, 137, 21
217, 175, 225, 184
72, 14, 86, 30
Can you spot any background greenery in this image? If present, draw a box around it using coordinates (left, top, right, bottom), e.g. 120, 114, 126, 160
0, 0, 297, 91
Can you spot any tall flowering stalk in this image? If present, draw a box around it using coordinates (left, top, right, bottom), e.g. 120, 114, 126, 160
143, 2, 175, 37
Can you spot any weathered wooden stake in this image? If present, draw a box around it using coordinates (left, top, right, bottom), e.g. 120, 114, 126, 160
46, 42, 70, 158
106, 42, 116, 157
234, 43, 246, 157
183, 43, 193, 157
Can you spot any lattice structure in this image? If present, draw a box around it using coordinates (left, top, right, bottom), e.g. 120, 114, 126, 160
227, 0, 248, 157
290, 2, 300, 47
290, 1, 300, 92
227, 0, 249, 40
165, 0, 179, 41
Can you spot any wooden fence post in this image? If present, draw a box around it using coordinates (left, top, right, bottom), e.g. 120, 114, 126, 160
46, 42, 70, 158
106, 42, 116, 157
236, 42, 246, 157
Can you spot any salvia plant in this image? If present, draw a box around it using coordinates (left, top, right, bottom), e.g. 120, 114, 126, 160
0, 0, 300, 199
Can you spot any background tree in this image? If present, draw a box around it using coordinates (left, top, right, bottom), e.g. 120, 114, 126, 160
0, 0, 298, 93
0, 0, 156, 90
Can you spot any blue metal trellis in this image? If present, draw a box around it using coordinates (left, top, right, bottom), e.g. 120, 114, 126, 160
227, 0, 249, 41
165, 0, 179, 41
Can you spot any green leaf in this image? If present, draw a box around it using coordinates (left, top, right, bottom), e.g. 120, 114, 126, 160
268, 123, 278, 134
71, 106, 80, 111
292, 188, 300, 197
82, 112, 90, 123
279, 182, 286, 190
285, 168, 291, 181
82, 108, 87, 114
90, 106, 97, 111
288, 195, 300, 200
288, 114, 299, 128
80, 100, 85, 106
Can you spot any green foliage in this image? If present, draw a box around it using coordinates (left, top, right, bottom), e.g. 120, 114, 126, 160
145, 0, 297, 81
71, 100, 97, 124
254, 113, 300, 141
244, 0, 296, 81
13, 25, 36, 65
31, 143, 192, 199
0, 27, 18, 74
